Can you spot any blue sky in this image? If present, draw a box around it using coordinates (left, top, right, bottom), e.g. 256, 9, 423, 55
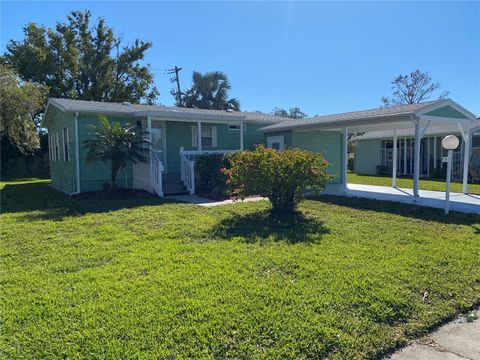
2, 1, 479, 116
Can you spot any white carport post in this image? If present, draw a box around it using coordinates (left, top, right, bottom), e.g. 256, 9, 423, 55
240, 121, 244, 150
147, 116, 153, 192
392, 130, 398, 188
342, 127, 348, 193
458, 122, 472, 194
197, 121, 202, 152
413, 118, 423, 198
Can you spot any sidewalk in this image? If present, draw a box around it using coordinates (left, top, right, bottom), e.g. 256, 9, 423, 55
387, 309, 479, 360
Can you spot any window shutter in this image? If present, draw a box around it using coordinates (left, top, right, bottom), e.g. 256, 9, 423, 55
191, 125, 197, 147
212, 127, 217, 147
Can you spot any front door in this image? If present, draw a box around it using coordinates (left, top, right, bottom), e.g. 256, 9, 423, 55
151, 121, 167, 172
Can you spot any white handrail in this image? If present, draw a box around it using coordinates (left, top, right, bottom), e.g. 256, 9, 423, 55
180, 147, 195, 194
151, 151, 164, 196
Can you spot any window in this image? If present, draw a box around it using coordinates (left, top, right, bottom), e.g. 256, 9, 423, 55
48, 133, 53, 161
63, 127, 70, 162
192, 125, 217, 147
228, 124, 247, 131
267, 136, 284, 150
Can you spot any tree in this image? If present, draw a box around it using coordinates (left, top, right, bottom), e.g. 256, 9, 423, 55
223, 145, 331, 214
177, 71, 240, 111
0, 66, 47, 153
381, 69, 449, 107
272, 107, 307, 119
2, 10, 158, 104
84, 115, 150, 189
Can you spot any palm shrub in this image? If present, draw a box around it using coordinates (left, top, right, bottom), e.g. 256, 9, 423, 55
223, 145, 331, 214
84, 115, 150, 189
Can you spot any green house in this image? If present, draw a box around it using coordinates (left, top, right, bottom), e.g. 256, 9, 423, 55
43, 98, 478, 197
43, 98, 343, 196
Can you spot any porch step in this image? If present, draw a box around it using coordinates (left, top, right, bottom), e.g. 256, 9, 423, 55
163, 182, 189, 196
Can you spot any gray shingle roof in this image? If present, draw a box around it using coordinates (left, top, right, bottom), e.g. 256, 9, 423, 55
261, 100, 447, 132
48, 98, 287, 124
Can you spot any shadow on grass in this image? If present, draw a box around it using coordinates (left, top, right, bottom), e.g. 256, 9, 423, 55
1, 181, 179, 220
213, 209, 329, 244
313, 195, 480, 226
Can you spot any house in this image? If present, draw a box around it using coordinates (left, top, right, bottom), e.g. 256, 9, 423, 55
43, 98, 478, 197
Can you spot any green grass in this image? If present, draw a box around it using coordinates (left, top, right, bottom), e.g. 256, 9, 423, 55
348, 172, 480, 195
1, 179, 479, 359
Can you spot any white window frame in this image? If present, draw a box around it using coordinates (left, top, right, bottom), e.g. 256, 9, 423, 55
48, 133, 53, 162
192, 125, 217, 147
267, 135, 284, 150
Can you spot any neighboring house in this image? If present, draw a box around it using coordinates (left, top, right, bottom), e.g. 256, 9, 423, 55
43, 98, 478, 197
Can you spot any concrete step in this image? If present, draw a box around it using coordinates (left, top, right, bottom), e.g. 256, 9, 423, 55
163, 182, 189, 196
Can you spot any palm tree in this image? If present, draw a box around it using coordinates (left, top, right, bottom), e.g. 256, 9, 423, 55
84, 115, 150, 189
177, 71, 240, 111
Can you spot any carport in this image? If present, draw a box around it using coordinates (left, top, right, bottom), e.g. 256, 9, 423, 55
262, 99, 478, 198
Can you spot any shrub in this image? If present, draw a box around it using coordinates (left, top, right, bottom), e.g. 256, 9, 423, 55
223, 145, 331, 214
195, 153, 228, 198
347, 155, 355, 172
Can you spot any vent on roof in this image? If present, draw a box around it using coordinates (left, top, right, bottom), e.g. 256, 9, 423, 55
226, 109, 234, 112
122, 101, 132, 106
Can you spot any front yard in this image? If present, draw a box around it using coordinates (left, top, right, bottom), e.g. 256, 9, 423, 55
1, 180, 479, 359
348, 172, 480, 195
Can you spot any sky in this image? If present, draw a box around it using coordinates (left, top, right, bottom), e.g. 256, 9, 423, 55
1, 1, 479, 116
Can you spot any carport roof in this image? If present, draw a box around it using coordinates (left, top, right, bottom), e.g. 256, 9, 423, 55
261, 99, 477, 132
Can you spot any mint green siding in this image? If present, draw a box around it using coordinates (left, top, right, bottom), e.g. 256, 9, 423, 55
291, 130, 343, 183
424, 105, 468, 119
77, 114, 134, 192
354, 140, 382, 175
47, 107, 77, 193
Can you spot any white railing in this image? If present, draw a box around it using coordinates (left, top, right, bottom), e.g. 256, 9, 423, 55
179, 147, 236, 195
132, 151, 163, 197
180, 148, 196, 194
151, 151, 164, 196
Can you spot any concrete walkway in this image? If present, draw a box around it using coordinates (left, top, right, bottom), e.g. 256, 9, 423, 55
165, 194, 267, 207
387, 309, 479, 360
325, 184, 480, 215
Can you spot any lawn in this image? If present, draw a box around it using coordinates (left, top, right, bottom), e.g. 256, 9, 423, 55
348, 172, 480, 195
1, 179, 479, 359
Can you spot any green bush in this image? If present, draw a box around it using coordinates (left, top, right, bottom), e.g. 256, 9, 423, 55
223, 145, 331, 214
347, 155, 355, 171
195, 153, 228, 198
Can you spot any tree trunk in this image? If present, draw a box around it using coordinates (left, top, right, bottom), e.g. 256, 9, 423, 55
111, 164, 118, 189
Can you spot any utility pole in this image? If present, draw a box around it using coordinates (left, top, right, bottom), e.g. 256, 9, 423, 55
167, 66, 182, 104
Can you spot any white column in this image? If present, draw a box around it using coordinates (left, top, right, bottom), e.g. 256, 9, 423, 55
147, 116, 153, 192
433, 136, 437, 169
197, 121, 202, 152
413, 120, 422, 198
427, 137, 430, 176
403, 138, 407, 174
239, 122, 244, 150
392, 130, 398, 187
342, 127, 348, 193
462, 131, 470, 194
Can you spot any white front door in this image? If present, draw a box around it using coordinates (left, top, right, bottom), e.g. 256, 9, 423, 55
151, 121, 167, 172
267, 136, 284, 150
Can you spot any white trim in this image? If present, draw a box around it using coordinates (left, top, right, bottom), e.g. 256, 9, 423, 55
74, 112, 81, 193
392, 130, 398, 187
239, 121, 244, 150
197, 121, 202, 151
211, 126, 217, 147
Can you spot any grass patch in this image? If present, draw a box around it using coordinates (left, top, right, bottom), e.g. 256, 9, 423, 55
1, 179, 479, 359
348, 173, 480, 195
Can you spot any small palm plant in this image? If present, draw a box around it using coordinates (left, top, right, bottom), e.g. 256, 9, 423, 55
84, 115, 150, 190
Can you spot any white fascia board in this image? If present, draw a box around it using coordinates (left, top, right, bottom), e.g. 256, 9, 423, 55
135, 110, 245, 122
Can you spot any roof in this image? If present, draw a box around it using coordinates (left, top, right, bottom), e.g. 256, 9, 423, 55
47, 98, 287, 124
261, 100, 476, 132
